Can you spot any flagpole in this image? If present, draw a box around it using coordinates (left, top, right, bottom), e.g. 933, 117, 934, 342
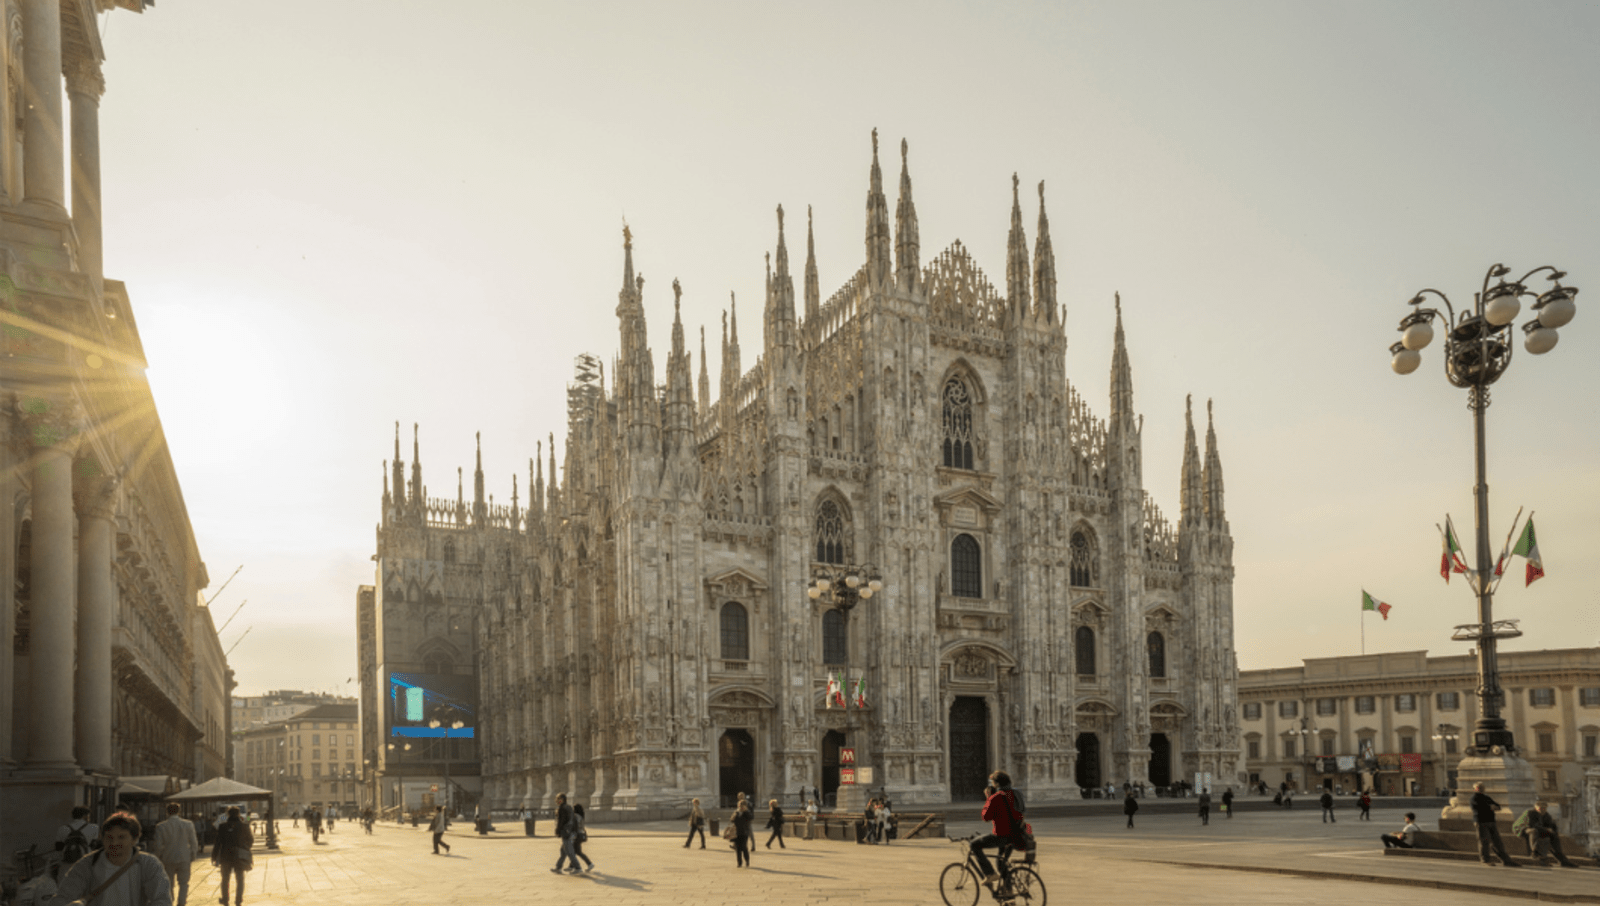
1489, 507, 1527, 596
1361, 607, 1366, 656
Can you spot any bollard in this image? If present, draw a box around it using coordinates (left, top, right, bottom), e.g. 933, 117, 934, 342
525, 817, 536, 837
708, 817, 720, 838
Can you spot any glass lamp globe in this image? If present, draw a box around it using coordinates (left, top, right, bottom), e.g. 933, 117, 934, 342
867, 578, 884, 592
1524, 326, 1558, 355
1401, 321, 1433, 351
816, 578, 830, 592
1391, 348, 1422, 374
807, 586, 822, 599
859, 587, 873, 599
1485, 290, 1521, 326
1539, 294, 1576, 329
845, 575, 860, 588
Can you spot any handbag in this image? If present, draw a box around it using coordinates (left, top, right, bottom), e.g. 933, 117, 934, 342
234, 846, 254, 871
722, 821, 736, 840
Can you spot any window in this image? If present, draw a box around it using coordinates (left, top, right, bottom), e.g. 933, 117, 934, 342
1444, 737, 1458, 755
312, 750, 321, 761
951, 534, 982, 599
1395, 694, 1416, 713
1581, 688, 1600, 707
1247, 739, 1261, 760
1583, 734, 1597, 757
1147, 632, 1166, 678
941, 377, 975, 470
1069, 531, 1096, 587
822, 609, 847, 665
312, 734, 321, 746
1283, 739, 1297, 759
312, 764, 321, 778
1278, 701, 1299, 719
1075, 626, 1096, 676
1537, 732, 1555, 754
347, 735, 355, 746
1355, 696, 1375, 714
1542, 770, 1558, 790
1400, 735, 1415, 755
1530, 688, 1556, 707
1316, 698, 1337, 717
1321, 737, 1335, 756
1437, 692, 1461, 711
814, 499, 846, 565
719, 602, 749, 660
1243, 703, 1261, 721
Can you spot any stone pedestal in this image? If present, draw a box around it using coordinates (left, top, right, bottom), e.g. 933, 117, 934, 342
1438, 752, 1538, 833
834, 781, 868, 817
1581, 765, 1600, 858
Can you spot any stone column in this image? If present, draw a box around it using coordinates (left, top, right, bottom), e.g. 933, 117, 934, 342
0, 404, 16, 764
74, 461, 116, 774
21, 398, 79, 768
19, 0, 64, 211
65, 58, 105, 290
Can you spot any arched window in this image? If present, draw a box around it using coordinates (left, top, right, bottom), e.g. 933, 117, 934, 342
1069, 530, 1095, 587
822, 609, 847, 665
951, 533, 982, 599
720, 602, 749, 660
942, 377, 975, 470
1075, 626, 1096, 676
424, 653, 452, 675
815, 499, 846, 564
443, 538, 457, 564
1148, 631, 1166, 678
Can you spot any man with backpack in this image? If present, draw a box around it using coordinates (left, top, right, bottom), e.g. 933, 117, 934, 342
56, 806, 99, 866
970, 770, 1029, 888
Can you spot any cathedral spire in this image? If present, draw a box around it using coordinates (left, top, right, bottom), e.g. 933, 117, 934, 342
767, 205, 796, 352
391, 421, 405, 505
804, 205, 820, 321
895, 138, 920, 293
865, 128, 892, 288
1203, 399, 1227, 528
533, 444, 544, 515
1110, 293, 1135, 426
721, 293, 741, 402
666, 278, 695, 445
547, 433, 560, 513
698, 325, 711, 415
510, 472, 519, 526
473, 431, 486, 523
1181, 395, 1203, 525
456, 466, 465, 525
1032, 180, 1057, 323
1005, 173, 1031, 323
620, 221, 635, 294
410, 423, 423, 508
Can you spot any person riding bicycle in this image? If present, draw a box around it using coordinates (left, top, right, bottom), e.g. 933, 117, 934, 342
970, 770, 1027, 888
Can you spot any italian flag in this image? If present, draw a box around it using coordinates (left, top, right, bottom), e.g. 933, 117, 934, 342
852, 677, 869, 709
827, 672, 846, 709
1510, 517, 1544, 586
1361, 590, 1393, 621
1440, 516, 1469, 582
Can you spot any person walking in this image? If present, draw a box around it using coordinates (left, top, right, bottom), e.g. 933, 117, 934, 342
428, 805, 451, 855
212, 807, 254, 906
1320, 789, 1337, 823
765, 800, 786, 849
862, 799, 879, 844
1198, 789, 1211, 826
684, 798, 707, 849
551, 794, 575, 873
566, 804, 595, 873
731, 801, 754, 868
1358, 791, 1372, 821
1221, 788, 1234, 819
55, 806, 100, 868
1123, 791, 1139, 828
51, 811, 171, 906
150, 803, 201, 906
1381, 812, 1420, 849
1469, 782, 1519, 867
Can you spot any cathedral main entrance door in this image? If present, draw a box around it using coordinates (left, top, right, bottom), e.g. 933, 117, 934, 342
948, 697, 989, 801
1148, 733, 1172, 787
718, 729, 755, 808
821, 730, 845, 804
1075, 732, 1101, 791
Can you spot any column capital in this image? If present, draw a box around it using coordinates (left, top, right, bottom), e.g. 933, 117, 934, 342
73, 456, 118, 518
14, 395, 82, 452
63, 55, 104, 100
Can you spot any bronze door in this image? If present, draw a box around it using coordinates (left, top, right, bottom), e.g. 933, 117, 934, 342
949, 697, 989, 801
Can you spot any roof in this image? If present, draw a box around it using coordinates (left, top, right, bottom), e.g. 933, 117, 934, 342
289, 703, 359, 722
166, 777, 272, 801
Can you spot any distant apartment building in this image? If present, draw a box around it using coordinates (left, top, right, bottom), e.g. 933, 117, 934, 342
233, 690, 353, 731
1239, 648, 1600, 797
236, 703, 361, 814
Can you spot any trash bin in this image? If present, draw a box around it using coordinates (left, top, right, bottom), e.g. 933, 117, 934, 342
708, 818, 720, 838
524, 817, 537, 837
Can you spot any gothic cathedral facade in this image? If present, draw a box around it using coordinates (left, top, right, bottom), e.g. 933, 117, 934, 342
367, 134, 1240, 810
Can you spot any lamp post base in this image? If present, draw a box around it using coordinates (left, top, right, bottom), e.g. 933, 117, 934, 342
833, 782, 869, 817
1438, 752, 1538, 833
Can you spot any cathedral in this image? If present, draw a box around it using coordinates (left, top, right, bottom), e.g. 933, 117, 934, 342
364, 133, 1240, 811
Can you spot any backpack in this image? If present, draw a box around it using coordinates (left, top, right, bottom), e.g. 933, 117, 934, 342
61, 821, 90, 864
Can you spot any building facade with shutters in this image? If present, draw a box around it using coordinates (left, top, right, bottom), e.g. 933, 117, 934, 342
1238, 648, 1600, 798
362, 134, 1241, 811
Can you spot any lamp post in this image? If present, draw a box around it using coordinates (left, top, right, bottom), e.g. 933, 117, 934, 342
1431, 725, 1461, 794
807, 562, 884, 813
387, 741, 411, 818
1292, 716, 1317, 792
429, 717, 465, 816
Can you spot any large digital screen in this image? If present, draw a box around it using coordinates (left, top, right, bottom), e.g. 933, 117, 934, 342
387, 672, 477, 738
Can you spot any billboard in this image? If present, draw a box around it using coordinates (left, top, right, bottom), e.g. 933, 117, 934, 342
387, 672, 477, 738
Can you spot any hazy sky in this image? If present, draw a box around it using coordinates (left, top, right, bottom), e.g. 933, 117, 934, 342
92, 1, 1599, 696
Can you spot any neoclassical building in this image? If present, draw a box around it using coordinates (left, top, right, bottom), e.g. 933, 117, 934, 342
364, 134, 1240, 810
1, 0, 230, 860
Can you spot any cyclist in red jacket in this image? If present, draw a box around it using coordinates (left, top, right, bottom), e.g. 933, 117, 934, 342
970, 770, 1025, 886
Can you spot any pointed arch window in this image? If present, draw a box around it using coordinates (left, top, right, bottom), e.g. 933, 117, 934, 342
1148, 631, 1166, 678
1075, 626, 1097, 676
443, 538, 457, 564
822, 609, 847, 665
951, 533, 982, 599
815, 498, 847, 564
942, 377, 975, 470
425, 653, 453, 675
720, 602, 750, 660
1069, 530, 1097, 587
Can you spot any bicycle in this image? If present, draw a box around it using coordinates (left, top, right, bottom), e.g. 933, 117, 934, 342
940, 834, 1045, 906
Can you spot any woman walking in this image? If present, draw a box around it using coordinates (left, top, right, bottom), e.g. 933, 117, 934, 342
764, 799, 786, 849
212, 806, 254, 906
684, 798, 707, 849
731, 801, 754, 868
567, 804, 595, 873
428, 806, 451, 855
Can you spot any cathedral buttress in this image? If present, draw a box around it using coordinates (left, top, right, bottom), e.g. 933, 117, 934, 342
1105, 295, 1152, 788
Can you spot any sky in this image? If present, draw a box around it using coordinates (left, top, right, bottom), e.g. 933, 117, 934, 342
90, 1, 1600, 696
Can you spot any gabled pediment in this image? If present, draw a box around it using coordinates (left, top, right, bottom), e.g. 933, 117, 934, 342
704, 567, 769, 597
933, 485, 1002, 514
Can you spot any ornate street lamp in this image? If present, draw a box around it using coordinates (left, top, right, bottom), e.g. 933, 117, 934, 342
1388, 263, 1577, 758
807, 563, 883, 811
428, 717, 466, 816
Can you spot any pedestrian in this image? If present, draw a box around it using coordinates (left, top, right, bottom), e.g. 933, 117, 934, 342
731, 801, 754, 868
797, 785, 806, 810
429, 805, 451, 855
1513, 801, 1578, 868
1381, 812, 1420, 849
150, 803, 200, 906
1320, 789, 1336, 823
551, 794, 574, 873
878, 799, 894, 845
812, 786, 821, 809
1221, 787, 1234, 819
1123, 791, 1139, 828
765, 799, 786, 849
969, 771, 1027, 889
1358, 791, 1372, 821
51, 811, 171, 906
684, 798, 707, 849
291, 810, 299, 829
55, 806, 100, 868
1198, 788, 1211, 826
1469, 782, 1519, 867
566, 804, 594, 873
1282, 789, 1293, 809
863, 799, 879, 844
803, 798, 818, 839
211, 806, 254, 906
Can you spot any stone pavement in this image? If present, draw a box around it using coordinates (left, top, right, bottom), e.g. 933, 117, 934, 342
169, 809, 1597, 906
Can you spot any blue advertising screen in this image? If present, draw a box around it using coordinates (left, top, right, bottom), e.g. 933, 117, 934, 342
387, 672, 477, 738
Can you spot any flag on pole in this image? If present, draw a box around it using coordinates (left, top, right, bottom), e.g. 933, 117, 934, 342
830, 672, 847, 708
852, 677, 869, 709
825, 673, 839, 709
1509, 517, 1544, 586
1361, 590, 1393, 621
1441, 516, 1469, 582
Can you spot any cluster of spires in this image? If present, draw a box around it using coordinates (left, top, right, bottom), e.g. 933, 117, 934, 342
384, 422, 564, 533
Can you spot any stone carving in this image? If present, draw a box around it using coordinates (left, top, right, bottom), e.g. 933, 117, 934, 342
954, 649, 989, 679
